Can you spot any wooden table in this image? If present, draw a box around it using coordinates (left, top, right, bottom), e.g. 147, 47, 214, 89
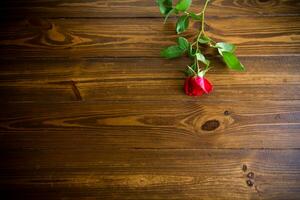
0, 0, 300, 199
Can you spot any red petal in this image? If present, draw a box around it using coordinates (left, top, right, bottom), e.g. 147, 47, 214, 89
184, 77, 204, 96
191, 78, 204, 96
195, 77, 213, 94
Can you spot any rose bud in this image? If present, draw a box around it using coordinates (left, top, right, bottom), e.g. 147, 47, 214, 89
184, 76, 213, 96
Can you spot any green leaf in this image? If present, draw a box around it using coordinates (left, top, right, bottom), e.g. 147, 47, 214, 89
164, 8, 175, 23
189, 12, 202, 21
157, 0, 173, 15
175, 0, 192, 12
222, 51, 245, 71
196, 52, 210, 66
188, 47, 197, 58
215, 42, 236, 54
176, 15, 190, 34
160, 45, 185, 59
198, 35, 211, 44
177, 37, 189, 51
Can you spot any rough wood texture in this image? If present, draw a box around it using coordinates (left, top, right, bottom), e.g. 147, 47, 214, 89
0, 56, 299, 102
2, 0, 300, 18
1, 149, 300, 199
1, 101, 300, 149
0, 16, 300, 58
0, 0, 300, 199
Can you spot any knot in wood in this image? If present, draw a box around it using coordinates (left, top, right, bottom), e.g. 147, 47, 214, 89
201, 120, 220, 131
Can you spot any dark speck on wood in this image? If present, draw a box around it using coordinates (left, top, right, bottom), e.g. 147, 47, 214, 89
246, 179, 254, 187
247, 172, 255, 179
242, 164, 248, 172
224, 110, 230, 116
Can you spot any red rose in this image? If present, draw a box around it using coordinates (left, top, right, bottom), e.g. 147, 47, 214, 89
184, 76, 213, 96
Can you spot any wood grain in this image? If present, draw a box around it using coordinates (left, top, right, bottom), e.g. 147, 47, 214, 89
1, 100, 300, 149
0, 16, 299, 58
2, 0, 300, 18
1, 0, 300, 199
1, 149, 300, 199
0, 56, 299, 102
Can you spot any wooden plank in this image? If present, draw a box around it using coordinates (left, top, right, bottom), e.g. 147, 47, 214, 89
0, 56, 299, 102
1, 57, 299, 82
2, 0, 300, 18
0, 16, 300, 58
0, 1, 299, 200
1, 100, 300, 149
1, 83, 300, 102
1, 149, 300, 199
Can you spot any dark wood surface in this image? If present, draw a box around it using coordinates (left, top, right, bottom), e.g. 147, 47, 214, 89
0, 0, 300, 199
1, 16, 300, 58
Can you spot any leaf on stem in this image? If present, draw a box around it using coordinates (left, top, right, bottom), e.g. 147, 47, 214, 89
157, 0, 173, 15
188, 46, 197, 58
175, 0, 192, 12
176, 15, 190, 34
215, 42, 236, 55
222, 51, 245, 71
161, 45, 185, 59
178, 37, 190, 51
196, 52, 210, 66
198, 35, 211, 44
189, 12, 202, 21
164, 8, 175, 23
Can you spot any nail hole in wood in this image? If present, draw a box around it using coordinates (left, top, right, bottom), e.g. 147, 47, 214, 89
247, 172, 254, 179
246, 179, 254, 187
